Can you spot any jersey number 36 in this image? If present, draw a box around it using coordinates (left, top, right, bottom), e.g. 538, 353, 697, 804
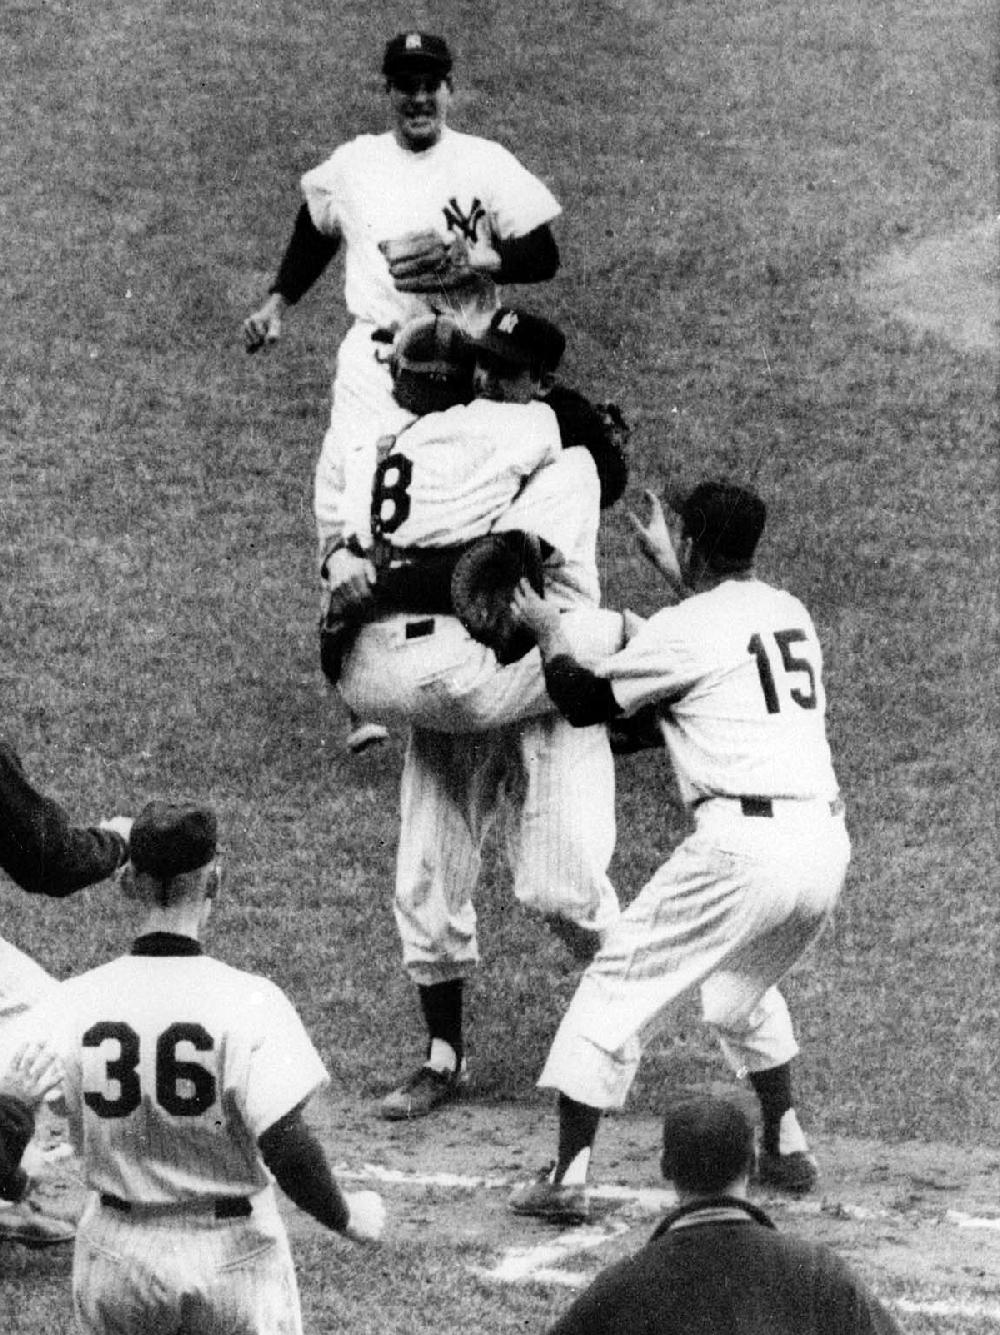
83, 1021, 217, 1119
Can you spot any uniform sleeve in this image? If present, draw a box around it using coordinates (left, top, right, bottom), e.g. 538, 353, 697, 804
0, 1096, 35, 1201
0, 741, 127, 897
234, 981, 330, 1138
301, 147, 350, 237
545, 385, 628, 509
597, 608, 704, 716
483, 142, 562, 240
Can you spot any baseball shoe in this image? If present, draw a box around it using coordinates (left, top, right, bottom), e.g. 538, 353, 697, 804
0, 1198, 75, 1248
509, 1166, 590, 1225
379, 1060, 468, 1120
755, 1149, 819, 1195
345, 721, 390, 754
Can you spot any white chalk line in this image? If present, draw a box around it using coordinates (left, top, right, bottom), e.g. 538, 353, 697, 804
337, 1162, 1000, 1315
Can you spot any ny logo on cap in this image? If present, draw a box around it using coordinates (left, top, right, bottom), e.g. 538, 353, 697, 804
498, 312, 519, 335
405, 33, 423, 50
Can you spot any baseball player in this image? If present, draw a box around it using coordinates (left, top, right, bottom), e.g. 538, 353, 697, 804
546, 1096, 903, 1334
10, 801, 384, 1333
507, 480, 851, 1222
325, 311, 627, 1121
242, 32, 562, 750
0, 739, 131, 1246
323, 306, 628, 693
0, 1040, 68, 1247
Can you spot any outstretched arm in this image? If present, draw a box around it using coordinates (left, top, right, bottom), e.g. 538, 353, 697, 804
0, 742, 129, 897
244, 205, 343, 352
510, 582, 622, 728
259, 1106, 384, 1243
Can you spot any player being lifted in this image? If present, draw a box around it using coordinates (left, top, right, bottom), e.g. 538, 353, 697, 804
5, 802, 384, 1333
320, 307, 631, 1120
320, 305, 627, 694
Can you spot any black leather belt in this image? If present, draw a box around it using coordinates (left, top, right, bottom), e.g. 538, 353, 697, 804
740, 797, 774, 817
405, 618, 436, 640
738, 797, 844, 818
100, 1193, 252, 1219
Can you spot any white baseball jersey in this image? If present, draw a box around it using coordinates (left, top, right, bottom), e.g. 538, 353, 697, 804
600, 579, 840, 807
539, 577, 850, 1112
372, 399, 561, 548
26, 942, 328, 1203
302, 128, 561, 331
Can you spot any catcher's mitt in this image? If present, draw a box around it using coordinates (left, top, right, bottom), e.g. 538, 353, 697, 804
451, 530, 546, 665
379, 230, 476, 294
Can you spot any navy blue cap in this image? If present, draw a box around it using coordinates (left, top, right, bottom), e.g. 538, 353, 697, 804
468, 307, 566, 373
382, 33, 453, 78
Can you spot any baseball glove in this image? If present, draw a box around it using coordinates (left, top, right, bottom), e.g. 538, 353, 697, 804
379, 230, 477, 294
451, 530, 546, 665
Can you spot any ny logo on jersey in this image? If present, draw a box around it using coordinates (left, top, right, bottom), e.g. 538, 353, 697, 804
497, 311, 519, 335
443, 196, 486, 244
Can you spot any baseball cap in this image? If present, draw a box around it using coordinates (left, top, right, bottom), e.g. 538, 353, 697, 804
391, 314, 473, 414
667, 480, 766, 567
130, 801, 218, 879
382, 32, 453, 79
467, 307, 566, 373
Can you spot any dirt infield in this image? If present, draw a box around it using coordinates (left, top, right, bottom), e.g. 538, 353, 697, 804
861, 217, 999, 357
299, 1092, 1000, 1317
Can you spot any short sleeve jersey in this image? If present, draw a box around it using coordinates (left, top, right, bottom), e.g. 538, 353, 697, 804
301, 128, 561, 329
24, 951, 328, 1204
372, 399, 561, 548
600, 579, 840, 806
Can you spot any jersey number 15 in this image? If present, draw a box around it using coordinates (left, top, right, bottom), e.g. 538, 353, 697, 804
747, 629, 818, 713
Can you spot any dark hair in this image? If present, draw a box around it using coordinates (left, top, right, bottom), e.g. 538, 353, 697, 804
660, 1097, 755, 1194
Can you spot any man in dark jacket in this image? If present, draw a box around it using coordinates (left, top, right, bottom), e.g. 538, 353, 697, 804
0, 740, 131, 1245
546, 1096, 903, 1335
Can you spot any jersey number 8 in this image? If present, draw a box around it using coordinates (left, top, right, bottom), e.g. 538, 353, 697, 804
83, 1021, 217, 1119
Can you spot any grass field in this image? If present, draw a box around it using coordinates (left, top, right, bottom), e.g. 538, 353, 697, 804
1, 0, 998, 1329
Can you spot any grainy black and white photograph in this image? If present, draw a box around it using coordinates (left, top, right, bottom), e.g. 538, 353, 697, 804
1, 1, 997, 1330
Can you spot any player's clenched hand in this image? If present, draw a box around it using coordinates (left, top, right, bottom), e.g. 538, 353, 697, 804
628, 489, 683, 590
0, 1041, 63, 1109
510, 578, 565, 657
343, 1190, 386, 1243
243, 293, 287, 353
321, 549, 376, 616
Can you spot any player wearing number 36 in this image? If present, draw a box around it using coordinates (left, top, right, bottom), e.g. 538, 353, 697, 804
7, 801, 384, 1335
508, 481, 850, 1223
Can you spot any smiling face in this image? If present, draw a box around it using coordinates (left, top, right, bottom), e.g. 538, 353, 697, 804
388, 71, 451, 150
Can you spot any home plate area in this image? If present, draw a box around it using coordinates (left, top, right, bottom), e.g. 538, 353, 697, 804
304, 1094, 1000, 1323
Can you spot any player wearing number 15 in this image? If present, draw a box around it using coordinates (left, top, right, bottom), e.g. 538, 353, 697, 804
507, 480, 850, 1223
20, 800, 384, 1335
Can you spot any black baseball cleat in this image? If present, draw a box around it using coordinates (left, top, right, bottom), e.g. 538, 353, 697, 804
379, 1060, 468, 1120
754, 1149, 819, 1195
509, 1165, 591, 1225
